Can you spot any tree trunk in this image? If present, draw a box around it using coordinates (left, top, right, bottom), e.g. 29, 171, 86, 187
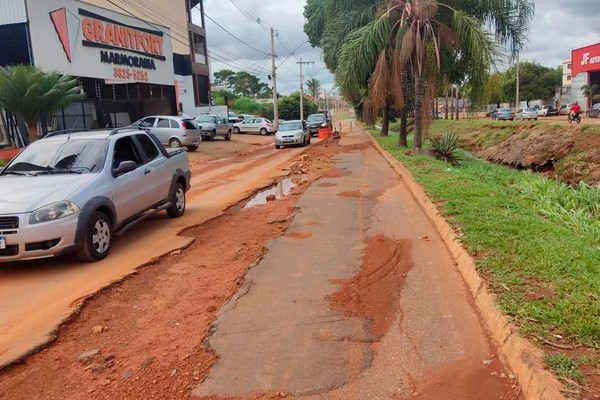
450, 87, 454, 120
26, 122, 39, 145
380, 101, 390, 136
445, 95, 449, 120
398, 70, 409, 147
455, 89, 460, 121
413, 75, 424, 149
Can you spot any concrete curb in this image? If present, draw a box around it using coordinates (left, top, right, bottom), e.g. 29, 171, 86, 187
366, 134, 566, 400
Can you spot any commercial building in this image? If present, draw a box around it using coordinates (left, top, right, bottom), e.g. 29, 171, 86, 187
0, 0, 210, 145
570, 43, 600, 109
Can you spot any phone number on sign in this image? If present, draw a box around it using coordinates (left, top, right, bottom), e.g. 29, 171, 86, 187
113, 68, 149, 82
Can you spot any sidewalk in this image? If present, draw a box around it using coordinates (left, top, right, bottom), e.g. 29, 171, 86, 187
192, 128, 520, 399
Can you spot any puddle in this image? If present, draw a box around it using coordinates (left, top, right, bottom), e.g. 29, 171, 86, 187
245, 177, 304, 208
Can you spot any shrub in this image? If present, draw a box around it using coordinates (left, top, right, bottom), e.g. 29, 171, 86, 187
429, 131, 462, 165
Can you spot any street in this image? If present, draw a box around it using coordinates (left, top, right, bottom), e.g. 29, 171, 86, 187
0, 127, 522, 399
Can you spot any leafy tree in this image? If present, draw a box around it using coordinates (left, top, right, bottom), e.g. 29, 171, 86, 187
214, 69, 237, 90
212, 89, 238, 106
278, 92, 318, 121
306, 78, 321, 100
0, 65, 81, 144
503, 62, 561, 103
581, 84, 600, 104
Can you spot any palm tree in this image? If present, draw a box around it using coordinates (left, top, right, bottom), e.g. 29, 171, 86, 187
0, 65, 82, 144
581, 84, 600, 105
306, 78, 322, 101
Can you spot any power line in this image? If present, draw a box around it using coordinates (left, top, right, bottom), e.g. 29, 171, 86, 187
204, 13, 268, 56
229, 0, 269, 32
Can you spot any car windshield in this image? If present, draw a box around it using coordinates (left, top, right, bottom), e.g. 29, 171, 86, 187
196, 116, 217, 123
306, 114, 325, 122
498, 108, 512, 112
2, 139, 108, 175
182, 119, 198, 129
279, 122, 303, 131
525, 108, 537, 112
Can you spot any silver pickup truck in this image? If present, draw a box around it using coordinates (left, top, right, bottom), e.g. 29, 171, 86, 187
194, 114, 233, 141
0, 128, 191, 262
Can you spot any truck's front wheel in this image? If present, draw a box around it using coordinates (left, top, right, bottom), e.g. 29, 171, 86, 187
76, 211, 112, 262
167, 182, 186, 218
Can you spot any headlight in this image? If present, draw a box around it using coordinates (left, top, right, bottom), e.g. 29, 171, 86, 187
320, 122, 327, 127
30, 201, 80, 224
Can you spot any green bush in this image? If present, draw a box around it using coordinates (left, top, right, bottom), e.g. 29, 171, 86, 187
278, 92, 318, 121
429, 132, 461, 165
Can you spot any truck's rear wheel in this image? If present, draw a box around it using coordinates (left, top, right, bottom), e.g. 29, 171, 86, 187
76, 211, 112, 262
167, 182, 186, 218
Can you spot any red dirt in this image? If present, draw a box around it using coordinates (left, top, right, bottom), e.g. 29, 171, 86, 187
328, 235, 413, 338
337, 190, 361, 198
286, 231, 313, 240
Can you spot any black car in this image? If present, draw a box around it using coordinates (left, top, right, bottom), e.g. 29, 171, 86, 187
586, 103, 600, 118
305, 112, 332, 136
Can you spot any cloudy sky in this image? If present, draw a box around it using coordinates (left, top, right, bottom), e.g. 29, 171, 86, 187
203, 0, 600, 95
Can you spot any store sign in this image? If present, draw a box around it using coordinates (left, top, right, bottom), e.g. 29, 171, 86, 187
28, 0, 174, 86
572, 43, 600, 77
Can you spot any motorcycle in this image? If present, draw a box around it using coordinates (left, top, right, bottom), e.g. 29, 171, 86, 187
568, 112, 581, 124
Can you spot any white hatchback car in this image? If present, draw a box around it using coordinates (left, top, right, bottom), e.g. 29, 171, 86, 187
233, 118, 274, 135
274, 120, 310, 149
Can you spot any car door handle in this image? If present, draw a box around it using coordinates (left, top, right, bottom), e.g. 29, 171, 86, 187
144, 169, 151, 175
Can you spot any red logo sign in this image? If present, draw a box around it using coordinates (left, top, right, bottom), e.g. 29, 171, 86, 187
572, 43, 600, 78
49, 8, 80, 63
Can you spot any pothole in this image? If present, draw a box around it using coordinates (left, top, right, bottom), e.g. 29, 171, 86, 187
244, 176, 308, 208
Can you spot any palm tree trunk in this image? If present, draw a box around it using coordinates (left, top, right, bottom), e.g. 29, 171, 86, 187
380, 101, 390, 136
26, 121, 39, 145
455, 88, 460, 120
398, 70, 408, 147
414, 75, 424, 149
445, 94, 449, 120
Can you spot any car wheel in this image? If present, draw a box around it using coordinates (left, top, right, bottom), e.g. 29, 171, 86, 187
260, 128, 267, 135
210, 130, 216, 141
307, 136, 311, 145
535, 118, 538, 121
225, 130, 232, 141
187, 145, 198, 151
169, 138, 182, 148
234, 127, 240, 134
76, 211, 112, 262
275, 144, 281, 149
166, 182, 186, 218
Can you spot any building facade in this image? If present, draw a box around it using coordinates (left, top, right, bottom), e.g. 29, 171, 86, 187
0, 0, 210, 145
571, 43, 600, 110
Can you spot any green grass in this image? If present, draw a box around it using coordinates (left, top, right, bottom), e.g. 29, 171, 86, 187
545, 353, 587, 391
370, 128, 600, 348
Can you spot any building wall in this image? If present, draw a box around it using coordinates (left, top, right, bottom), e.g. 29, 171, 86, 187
562, 58, 572, 87
571, 72, 588, 110
81, 0, 190, 55
0, 0, 27, 24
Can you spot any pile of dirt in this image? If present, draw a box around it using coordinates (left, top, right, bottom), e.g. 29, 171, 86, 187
458, 124, 600, 186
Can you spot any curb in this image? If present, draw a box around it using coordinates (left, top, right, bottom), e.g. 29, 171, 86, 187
366, 133, 566, 400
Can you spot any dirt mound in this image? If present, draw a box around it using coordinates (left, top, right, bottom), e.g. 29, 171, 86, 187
458, 124, 600, 186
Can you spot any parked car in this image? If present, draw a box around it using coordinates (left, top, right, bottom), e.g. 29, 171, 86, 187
306, 112, 332, 136
538, 105, 559, 117
195, 114, 233, 141
274, 120, 310, 149
228, 112, 243, 123
0, 127, 191, 262
489, 108, 515, 121
130, 115, 202, 151
558, 103, 574, 115
518, 108, 538, 121
586, 103, 600, 118
233, 118, 275, 135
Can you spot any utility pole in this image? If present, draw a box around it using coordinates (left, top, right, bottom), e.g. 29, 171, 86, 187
270, 28, 279, 130
297, 58, 314, 121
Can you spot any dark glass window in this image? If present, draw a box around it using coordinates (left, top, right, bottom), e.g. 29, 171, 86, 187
136, 134, 160, 161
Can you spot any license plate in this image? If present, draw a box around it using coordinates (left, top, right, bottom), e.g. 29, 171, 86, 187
0, 236, 5, 250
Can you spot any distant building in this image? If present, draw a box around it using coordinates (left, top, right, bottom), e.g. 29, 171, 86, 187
560, 58, 572, 104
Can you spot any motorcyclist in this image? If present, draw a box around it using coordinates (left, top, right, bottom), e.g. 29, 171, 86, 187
570, 101, 581, 119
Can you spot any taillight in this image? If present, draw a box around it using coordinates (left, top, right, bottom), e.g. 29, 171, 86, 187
181, 122, 186, 129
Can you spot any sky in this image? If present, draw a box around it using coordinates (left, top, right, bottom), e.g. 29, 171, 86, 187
203, 0, 600, 95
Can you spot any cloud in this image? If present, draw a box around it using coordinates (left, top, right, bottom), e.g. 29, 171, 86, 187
204, 0, 600, 95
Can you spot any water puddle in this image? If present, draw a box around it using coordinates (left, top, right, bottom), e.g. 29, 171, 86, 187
245, 177, 306, 208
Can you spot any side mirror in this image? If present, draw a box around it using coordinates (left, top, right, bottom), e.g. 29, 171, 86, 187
113, 160, 137, 177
